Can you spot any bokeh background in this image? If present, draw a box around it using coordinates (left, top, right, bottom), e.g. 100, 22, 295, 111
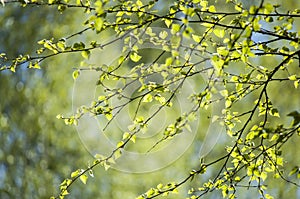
0, 0, 300, 198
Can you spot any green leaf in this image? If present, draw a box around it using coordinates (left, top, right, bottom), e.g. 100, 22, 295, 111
117, 141, 125, 148
104, 112, 113, 120
9, 66, 15, 72
71, 169, 80, 178
220, 90, 228, 97
171, 23, 181, 34
61, 189, 69, 196
159, 30, 168, 39
94, 1, 104, 14
294, 80, 299, 89
94, 17, 104, 31
72, 70, 80, 80
136, 0, 143, 7
122, 132, 130, 140
72, 42, 85, 50
130, 52, 142, 62
211, 55, 224, 72
287, 111, 300, 126
208, 5, 216, 12
249, 5, 257, 14
134, 116, 144, 124
164, 19, 172, 28
81, 50, 90, 59
217, 47, 228, 56
57, 41, 66, 50
154, 94, 166, 105
260, 171, 267, 181
288, 75, 297, 81
143, 93, 153, 102
37, 39, 45, 45
58, 5, 66, 12
165, 57, 173, 66
48, 0, 56, 4
88, 169, 94, 177
114, 149, 122, 160
146, 188, 156, 197
192, 34, 201, 43
252, 18, 261, 31
128, 124, 136, 131
225, 99, 232, 108
200, 0, 208, 10
234, 4, 242, 12
265, 194, 274, 199
289, 166, 299, 176
264, 3, 273, 14
270, 134, 279, 142
130, 135, 136, 143
79, 174, 88, 184
157, 183, 163, 189
183, 7, 194, 16
145, 27, 154, 36
270, 108, 280, 117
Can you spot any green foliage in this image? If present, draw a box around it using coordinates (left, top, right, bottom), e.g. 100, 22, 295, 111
1, 0, 300, 199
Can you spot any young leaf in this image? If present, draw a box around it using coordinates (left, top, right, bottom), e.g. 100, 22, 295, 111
213, 28, 225, 38
79, 174, 88, 184
143, 93, 153, 103
130, 52, 142, 62
81, 50, 90, 59
72, 70, 80, 80
71, 169, 80, 178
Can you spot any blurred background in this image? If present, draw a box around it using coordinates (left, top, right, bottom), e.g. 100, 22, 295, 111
0, 1, 300, 198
